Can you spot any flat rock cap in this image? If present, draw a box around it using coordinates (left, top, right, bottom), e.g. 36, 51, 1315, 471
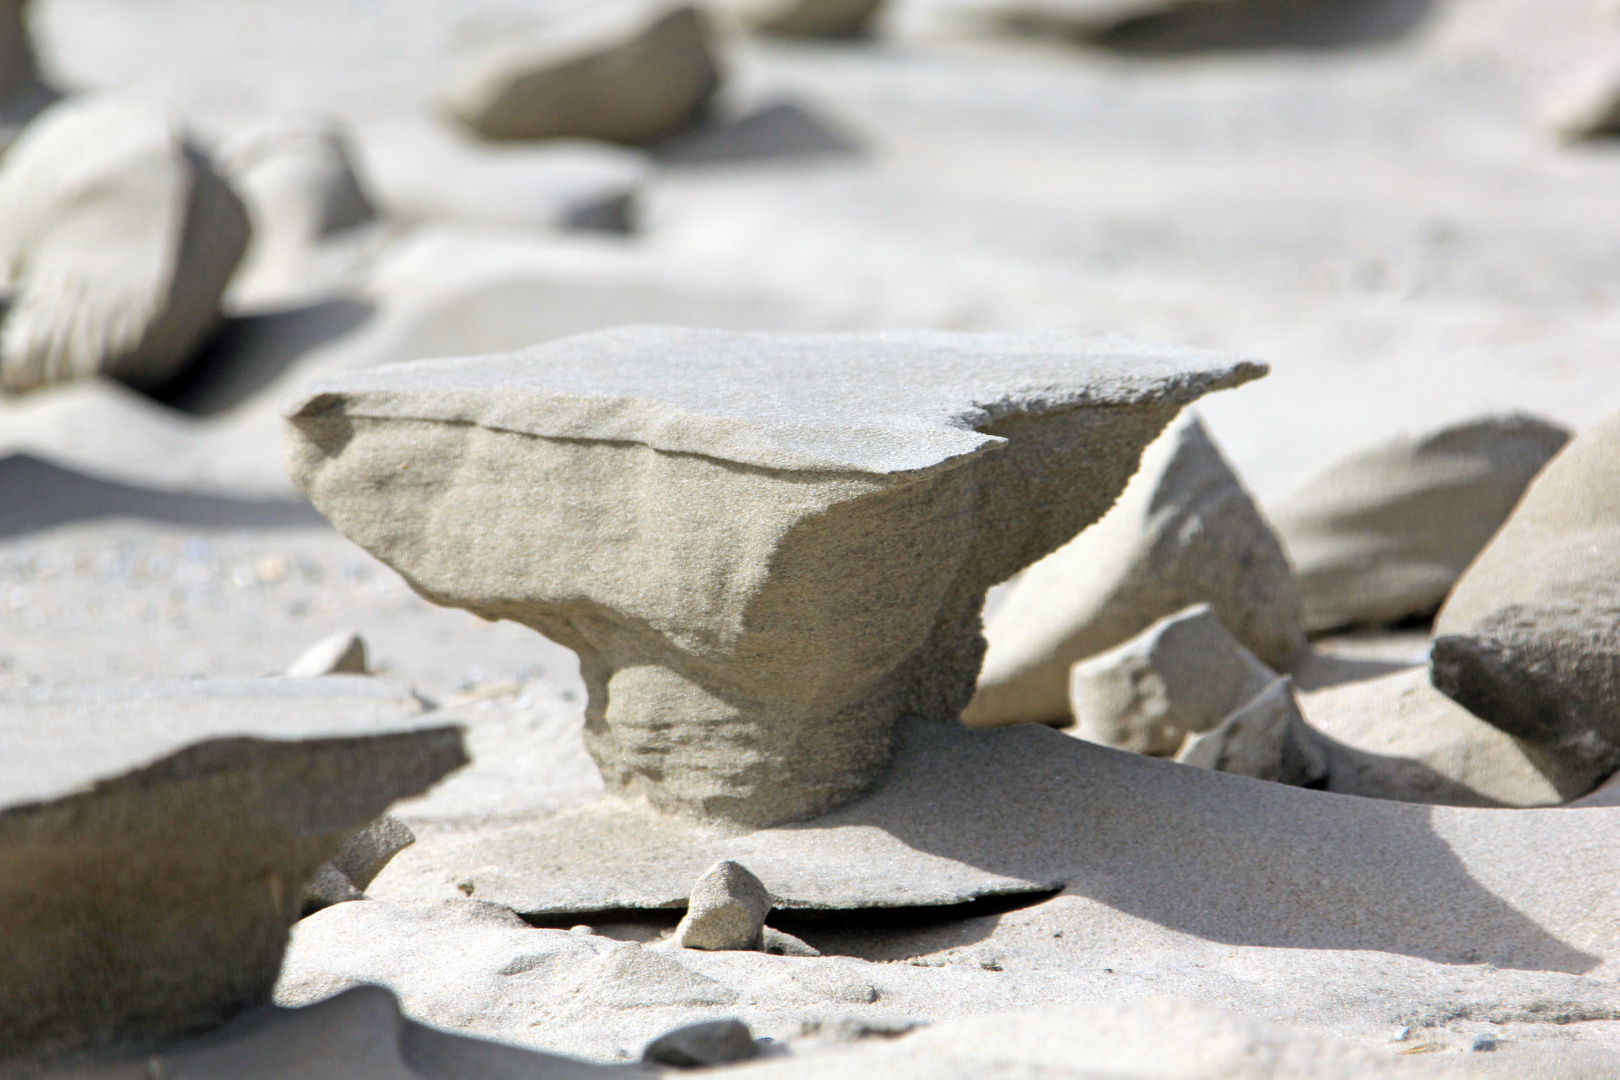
0, 676, 440, 809
286, 326, 1266, 476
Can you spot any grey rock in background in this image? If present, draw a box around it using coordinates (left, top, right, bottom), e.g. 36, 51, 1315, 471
1432, 411, 1620, 780
286, 326, 1263, 826
968, 411, 1303, 728
440, 3, 722, 145
0, 95, 249, 394
0, 677, 465, 1061
729, 0, 884, 37
1270, 414, 1569, 632
674, 861, 774, 952
1068, 602, 1277, 756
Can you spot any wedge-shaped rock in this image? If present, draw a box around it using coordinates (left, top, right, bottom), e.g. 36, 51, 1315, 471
1432, 412, 1620, 778
441, 3, 721, 144
0, 95, 250, 394
1270, 415, 1569, 632
287, 326, 1263, 826
1069, 602, 1276, 756
0, 677, 465, 1061
1176, 676, 1326, 786
729, 0, 884, 36
967, 411, 1303, 728
1301, 668, 1599, 808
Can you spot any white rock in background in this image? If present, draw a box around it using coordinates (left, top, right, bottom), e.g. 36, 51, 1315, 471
728, 0, 884, 37
286, 629, 368, 677
441, 3, 722, 144
0, 95, 249, 394
219, 118, 382, 310
357, 116, 646, 232
1069, 603, 1276, 756
1299, 668, 1597, 808
1269, 414, 1569, 633
1544, 59, 1620, 141
674, 861, 774, 952
1176, 676, 1326, 786
967, 412, 1303, 727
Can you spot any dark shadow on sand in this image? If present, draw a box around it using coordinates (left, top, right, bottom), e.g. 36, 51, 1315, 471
654, 100, 865, 167
152, 299, 374, 418
1011, 0, 1437, 54
785, 719, 1601, 973
0, 454, 325, 539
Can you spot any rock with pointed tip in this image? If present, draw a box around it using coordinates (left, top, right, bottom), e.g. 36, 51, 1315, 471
968, 412, 1303, 728
1176, 676, 1326, 786
286, 629, 368, 677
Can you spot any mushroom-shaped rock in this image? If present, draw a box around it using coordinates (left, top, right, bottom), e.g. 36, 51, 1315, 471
0, 677, 465, 1061
1431, 411, 1620, 780
286, 326, 1265, 826
1069, 603, 1277, 757
674, 860, 773, 951
966, 411, 1303, 729
0, 95, 250, 394
1270, 415, 1569, 633
441, 3, 721, 145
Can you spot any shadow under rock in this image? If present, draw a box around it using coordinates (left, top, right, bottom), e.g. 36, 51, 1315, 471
151, 299, 375, 417
0, 454, 325, 539
784, 719, 1603, 973
1073, 0, 1437, 53
653, 99, 865, 167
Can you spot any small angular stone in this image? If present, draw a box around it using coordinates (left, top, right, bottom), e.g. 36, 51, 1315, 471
1176, 676, 1327, 786
643, 1019, 759, 1068
286, 629, 368, 677
1069, 603, 1277, 757
674, 860, 773, 951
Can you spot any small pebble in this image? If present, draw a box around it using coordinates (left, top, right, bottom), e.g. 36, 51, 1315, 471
1471, 1033, 1499, 1052
643, 1019, 759, 1068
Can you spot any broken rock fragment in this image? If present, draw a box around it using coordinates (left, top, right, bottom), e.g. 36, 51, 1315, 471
1068, 602, 1276, 757
674, 860, 773, 951
286, 325, 1264, 825
1175, 676, 1326, 786
0, 677, 464, 1061
441, 3, 722, 144
968, 411, 1303, 728
285, 628, 369, 677
1431, 411, 1620, 779
0, 95, 251, 394
1269, 414, 1569, 632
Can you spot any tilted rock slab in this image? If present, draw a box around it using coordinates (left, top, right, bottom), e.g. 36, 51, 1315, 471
286, 326, 1264, 826
1068, 602, 1276, 757
1270, 414, 1569, 633
1432, 411, 1620, 782
966, 411, 1303, 728
1300, 668, 1599, 808
0, 95, 250, 394
0, 677, 465, 1061
441, 3, 721, 144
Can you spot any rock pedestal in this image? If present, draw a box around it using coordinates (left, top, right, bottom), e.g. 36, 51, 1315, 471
0, 677, 464, 1061
286, 326, 1263, 826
